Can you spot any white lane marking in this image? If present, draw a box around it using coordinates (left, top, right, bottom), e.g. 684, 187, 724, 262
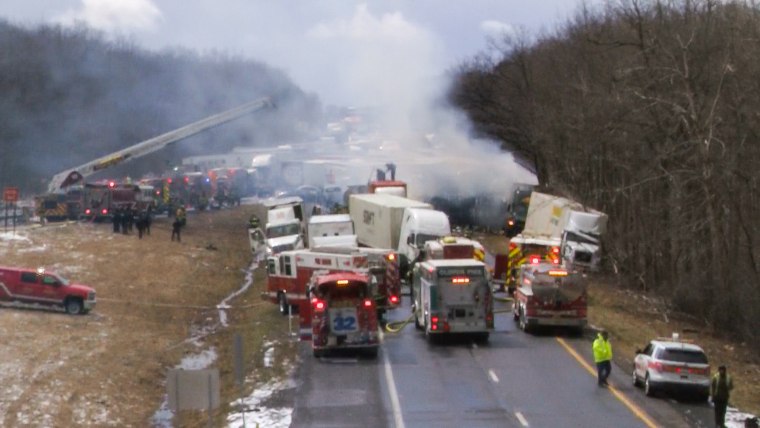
515, 411, 529, 427
488, 369, 499, 383
380, 328, 405, 428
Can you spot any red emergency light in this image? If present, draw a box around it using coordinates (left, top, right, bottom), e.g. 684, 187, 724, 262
108, 181, 116, 188
530, 256, 541, 264
363, 299, 373, 308
389, 295, 400, 305
312, 298, 326, 312
386, 253, 396, 262
101, 208, 108, 215
552, 246, 560, 254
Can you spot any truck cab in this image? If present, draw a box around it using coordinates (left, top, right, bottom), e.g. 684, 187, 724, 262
262, 198, 306, 255
412, 259, 493, 342
308, 272, 379, 358
398, 207, 451, 278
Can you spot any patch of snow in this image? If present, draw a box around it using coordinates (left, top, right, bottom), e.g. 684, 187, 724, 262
264, 347, 275, 368
726, 407, 758, 428
179, 347, 218, 370
226, 378, 295, 428
0, 231, 30, 242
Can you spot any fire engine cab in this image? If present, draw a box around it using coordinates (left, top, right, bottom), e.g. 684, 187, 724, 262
309, 272, 379, 358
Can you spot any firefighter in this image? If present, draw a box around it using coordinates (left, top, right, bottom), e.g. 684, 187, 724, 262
248, 214, 260, 229
171, 217, 182, 242
176, 205, 187, 227
711, 365, 733, 428
112, 208, 121, 233
593, 330, 613, 387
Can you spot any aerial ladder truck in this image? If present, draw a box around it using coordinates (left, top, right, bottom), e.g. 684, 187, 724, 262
37, 97, 273, 221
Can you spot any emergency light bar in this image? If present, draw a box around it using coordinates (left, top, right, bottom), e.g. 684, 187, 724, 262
336, 280, 349, 286
548, 270, 568, 277
451, 277, 470, 284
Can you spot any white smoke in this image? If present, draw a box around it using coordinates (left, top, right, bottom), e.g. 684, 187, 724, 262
54, 0, 162, 33
302, 4, 537, 205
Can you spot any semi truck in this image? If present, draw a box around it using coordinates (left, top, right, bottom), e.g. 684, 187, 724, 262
520, 191, 607, 271
348, 193, 451, 278
503, 191, 607, 292
512, 262, 587, 334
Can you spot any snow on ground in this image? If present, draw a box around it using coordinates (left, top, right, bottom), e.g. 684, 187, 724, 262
226, 378, 295, 428
727, 407, 758, 427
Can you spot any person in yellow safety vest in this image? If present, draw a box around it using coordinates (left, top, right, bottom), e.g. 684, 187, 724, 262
176, 205, 187, 227
593, 330, 613, 387
710, 365, 733, 428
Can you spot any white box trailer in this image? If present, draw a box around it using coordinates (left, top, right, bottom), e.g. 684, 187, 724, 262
348, 194, 431, 250
520, 191, 608, 270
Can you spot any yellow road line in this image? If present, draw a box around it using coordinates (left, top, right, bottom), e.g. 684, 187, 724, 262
555, 337, 659, 428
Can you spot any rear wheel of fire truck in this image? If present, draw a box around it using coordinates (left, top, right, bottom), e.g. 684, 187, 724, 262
414, 310, 422, 330
362, 347, 378, 359
64, 297, 84, 315
474, 333, 489, 344
518, 308, 531, 333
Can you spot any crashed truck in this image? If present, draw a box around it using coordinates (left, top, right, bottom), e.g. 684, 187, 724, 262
248, 196, 306, 256
502, 191, 607, 292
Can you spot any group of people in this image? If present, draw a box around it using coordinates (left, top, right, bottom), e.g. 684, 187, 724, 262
592, 331, 737, 428
111, 206, 152, 239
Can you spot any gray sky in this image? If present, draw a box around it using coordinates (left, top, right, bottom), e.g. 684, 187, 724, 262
0, 0, 599, 106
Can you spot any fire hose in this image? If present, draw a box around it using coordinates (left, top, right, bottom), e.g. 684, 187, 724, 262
384, 313, 415, 333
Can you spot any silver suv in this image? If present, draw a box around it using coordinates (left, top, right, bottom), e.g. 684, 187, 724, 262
632, 335, 710, 400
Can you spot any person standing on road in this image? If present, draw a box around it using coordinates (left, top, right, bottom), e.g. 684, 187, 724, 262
711, 365, 733, 428
171, 217, 182, 242
593, 330, 613, 387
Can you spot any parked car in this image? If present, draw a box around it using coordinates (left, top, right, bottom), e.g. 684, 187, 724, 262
632, 334, 711, 400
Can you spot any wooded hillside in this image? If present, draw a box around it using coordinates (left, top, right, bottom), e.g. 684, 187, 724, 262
451, 0, 760, 345
0, 21, 321, 193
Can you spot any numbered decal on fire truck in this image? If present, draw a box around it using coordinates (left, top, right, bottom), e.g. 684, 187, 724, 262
329, 308, 358, 333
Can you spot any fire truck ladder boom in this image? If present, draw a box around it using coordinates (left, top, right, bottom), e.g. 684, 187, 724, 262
48, 96, 273, 193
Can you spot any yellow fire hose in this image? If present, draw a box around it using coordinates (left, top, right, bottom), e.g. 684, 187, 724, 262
384, 313, 416, 333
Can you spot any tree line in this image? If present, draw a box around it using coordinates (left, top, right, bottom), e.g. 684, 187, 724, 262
0, 20, 322, 194
450, 0, 760, 344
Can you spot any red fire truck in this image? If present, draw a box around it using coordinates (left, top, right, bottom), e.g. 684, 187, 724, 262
263, 247, 400, 318
309, 272, 379, 358
512, 262, 587, 334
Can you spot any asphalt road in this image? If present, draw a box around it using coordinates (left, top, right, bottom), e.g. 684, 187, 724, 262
290, 293, 716, 428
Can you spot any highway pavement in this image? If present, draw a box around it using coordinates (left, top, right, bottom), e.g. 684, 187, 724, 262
290, 292, 715, 428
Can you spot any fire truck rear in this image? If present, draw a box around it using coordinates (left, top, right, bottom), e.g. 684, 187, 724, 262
308, 272, 379, 358
412, 258, 493, 342
512, 262, 587, 334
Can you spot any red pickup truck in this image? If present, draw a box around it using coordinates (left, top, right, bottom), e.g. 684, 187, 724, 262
0, 266, 96, 314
